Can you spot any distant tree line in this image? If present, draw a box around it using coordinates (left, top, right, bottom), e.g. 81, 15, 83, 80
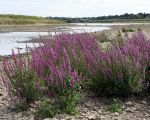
47, 13, 150, 23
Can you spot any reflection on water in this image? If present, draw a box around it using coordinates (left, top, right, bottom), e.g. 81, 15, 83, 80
0, 25, 110, 56
63, 26, 110, 32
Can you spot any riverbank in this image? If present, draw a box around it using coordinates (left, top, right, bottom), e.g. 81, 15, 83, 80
0, 24, 71, 33
1, 23, 150, 34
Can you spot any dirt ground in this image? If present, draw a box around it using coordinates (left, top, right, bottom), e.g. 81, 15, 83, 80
0, 24, 71, 33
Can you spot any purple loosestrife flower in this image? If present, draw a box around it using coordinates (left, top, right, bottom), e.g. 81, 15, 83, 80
62, 47, 72, 75
56, 67, 64, 88
12, 50, 17, 68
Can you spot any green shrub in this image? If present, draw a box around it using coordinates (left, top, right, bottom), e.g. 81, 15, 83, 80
0, 56, 2, 61
107, 98, 123, 113
56, 78, 81, 115
137, 28, 142, 32
36, 99, 57, 119
11, 70, 44, 105
35, 78, 81, 119
95, 32, 110, 43
122, 28, 135, 33
88, 32, 150, 97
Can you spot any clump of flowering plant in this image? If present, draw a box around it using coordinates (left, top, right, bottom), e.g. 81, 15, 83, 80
90, 32, 150, 96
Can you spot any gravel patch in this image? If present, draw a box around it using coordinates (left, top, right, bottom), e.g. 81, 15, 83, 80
0, 80, 150, 120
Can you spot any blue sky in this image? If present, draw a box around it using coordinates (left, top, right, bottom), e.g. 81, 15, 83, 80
0, 0, 150, 17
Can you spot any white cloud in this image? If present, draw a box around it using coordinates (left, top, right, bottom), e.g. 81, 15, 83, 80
0, 0, 149, 17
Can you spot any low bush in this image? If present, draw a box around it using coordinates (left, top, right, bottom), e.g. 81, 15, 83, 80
56, 78, 81, 115
1, 51, 45, 108
89, 32, 150, 96
95, 32, 110, 43
122, 28, 135, 33
107, 98, 123, 113
35, 98, 57, 119
35, 79, 81, 119
137, 28, 142, 32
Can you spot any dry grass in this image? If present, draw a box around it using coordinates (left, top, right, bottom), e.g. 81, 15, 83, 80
0, 15, 65, 25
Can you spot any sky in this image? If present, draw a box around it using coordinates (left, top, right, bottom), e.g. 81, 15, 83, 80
0, 0, 150, 17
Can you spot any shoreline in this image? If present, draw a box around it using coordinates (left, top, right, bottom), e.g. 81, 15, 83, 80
1, 23, 150, 35
0, 24, 71, 33
0, 23, 150, 33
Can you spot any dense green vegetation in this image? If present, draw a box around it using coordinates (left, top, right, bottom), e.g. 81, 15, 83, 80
0, 14, 65, 25
48, 13, 150, 23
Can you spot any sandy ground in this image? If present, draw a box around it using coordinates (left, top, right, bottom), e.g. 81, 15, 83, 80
0, 24, 71, 33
